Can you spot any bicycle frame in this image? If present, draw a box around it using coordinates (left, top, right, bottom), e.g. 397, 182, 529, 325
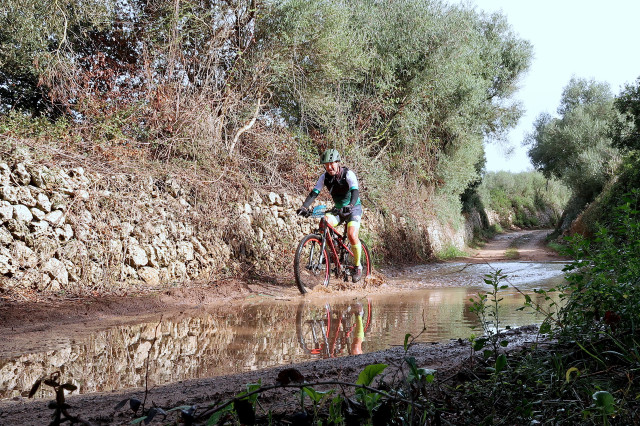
317, 216, 355, 280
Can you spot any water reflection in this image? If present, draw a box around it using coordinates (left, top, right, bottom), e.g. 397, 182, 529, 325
0, 261, 566, 400
296, 299, 373, 358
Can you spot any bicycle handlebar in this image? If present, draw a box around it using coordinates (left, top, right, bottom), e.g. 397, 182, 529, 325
311, 205, 347, 219
311, 205, 328, 218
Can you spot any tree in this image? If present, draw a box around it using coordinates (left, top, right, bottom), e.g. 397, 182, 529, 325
253, 0, 532, 209
0, 0, 115, 117
611, 77, 640, 152
526, 78, 619, 206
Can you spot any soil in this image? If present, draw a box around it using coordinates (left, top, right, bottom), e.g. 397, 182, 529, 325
0, 229, 566, 425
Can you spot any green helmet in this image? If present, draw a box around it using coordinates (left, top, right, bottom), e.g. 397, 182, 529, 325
320, 148, 341, 164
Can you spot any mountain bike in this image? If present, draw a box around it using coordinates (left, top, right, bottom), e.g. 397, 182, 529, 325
296, 299, 373, 358
294, 205, 372, 294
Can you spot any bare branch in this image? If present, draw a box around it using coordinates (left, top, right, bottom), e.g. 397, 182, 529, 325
229, 98, 261, 156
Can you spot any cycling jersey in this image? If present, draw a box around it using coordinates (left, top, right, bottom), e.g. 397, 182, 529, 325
310, 167, 361, 209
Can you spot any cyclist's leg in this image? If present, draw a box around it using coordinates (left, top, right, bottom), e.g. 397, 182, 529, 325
346, 205, 363, 267
324, 212, 340, 227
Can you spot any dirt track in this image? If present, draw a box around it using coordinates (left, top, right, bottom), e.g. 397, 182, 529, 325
0, 229, 565, 425
465, 229, 563, 263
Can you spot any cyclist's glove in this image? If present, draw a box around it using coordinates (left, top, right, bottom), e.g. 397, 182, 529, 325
296, 206, 311, 217
340, 205, 353, 216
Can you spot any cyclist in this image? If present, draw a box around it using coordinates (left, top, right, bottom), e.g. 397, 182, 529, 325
296, 148, 364, 282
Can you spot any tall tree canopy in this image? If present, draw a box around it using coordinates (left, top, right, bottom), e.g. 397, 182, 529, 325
253, 0, 532, 205
612, 77, 640, 152
1, 0, 532, 215
526, 78, 619, 205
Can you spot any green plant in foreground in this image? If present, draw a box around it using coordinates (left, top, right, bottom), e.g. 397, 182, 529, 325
469, 269, 510, 360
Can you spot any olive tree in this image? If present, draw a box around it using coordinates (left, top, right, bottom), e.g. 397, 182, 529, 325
612, 77, 640, 152
0, 0, 115, 116
526, 78, 620, 207
253, 0, 532, 213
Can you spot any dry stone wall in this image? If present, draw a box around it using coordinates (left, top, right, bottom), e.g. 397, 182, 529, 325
0, 158, 478, 294
0, 158, 327, 293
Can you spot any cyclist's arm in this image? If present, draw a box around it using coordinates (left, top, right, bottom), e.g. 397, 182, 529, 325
347, 188, 359, 207
301, 174, 326, 209
345, 170, 360, 207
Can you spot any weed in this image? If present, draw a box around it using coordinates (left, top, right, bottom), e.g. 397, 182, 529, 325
504, 247, 519, 259
469, 269, 510, 359
436, 245, 468, 260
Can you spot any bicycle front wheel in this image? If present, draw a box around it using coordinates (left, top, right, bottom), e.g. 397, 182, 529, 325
294, 234, 330, 294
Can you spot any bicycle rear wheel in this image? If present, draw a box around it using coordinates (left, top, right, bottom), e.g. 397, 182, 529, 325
294, 234, 330, 294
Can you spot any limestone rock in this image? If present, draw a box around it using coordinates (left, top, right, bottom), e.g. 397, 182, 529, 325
30, 207, 45, 221
13, 163, 31, 185
169, 261, 187, 280
0, 201, 13, 222
13, 204, 33, 222
268, 191, 281, 205
14, 242, 37, 268
0, 227, 13, 245
1, 186, 18, 203
74, 189, 90, 200
0, 252, 14, 275
191, 237, 207, 256
43, 258, 69, 287
176, 241, 195, 262
16, 187, 36, 207
28, 165, 47, 188
36, 193, 52, 212
55, 224, 74, 242
29, 220, 50, 237
138, 267, 160, 287
44, 210, 65, 227
127, 244, 149, 267
0, 163, 10, 186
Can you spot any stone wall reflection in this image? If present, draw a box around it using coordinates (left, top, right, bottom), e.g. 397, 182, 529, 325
0, 307, 300, 399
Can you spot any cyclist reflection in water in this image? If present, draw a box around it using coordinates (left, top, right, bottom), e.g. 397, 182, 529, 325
296, 148, 364, 282
351, 303, 365, 355
328, 302, 365, 356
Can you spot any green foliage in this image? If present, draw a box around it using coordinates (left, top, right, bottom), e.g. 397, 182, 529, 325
559, 190, 640, 338
477, 170, 571, 228
612, 77, 640, 152
435, 245, 468, 260
0, 0, 115, 116
356, 363, 388, 387
258, 0, 532, 209
469, 270, 510, 357
0, 111, 71, 141
526, 78, 620, 211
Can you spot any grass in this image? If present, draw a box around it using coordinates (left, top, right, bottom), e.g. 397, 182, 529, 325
504, 247, 520, 259
436, 245, 468, 260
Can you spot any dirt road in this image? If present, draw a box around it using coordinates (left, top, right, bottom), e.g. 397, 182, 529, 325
0, 229, 565, 425
465, 229, 564, 263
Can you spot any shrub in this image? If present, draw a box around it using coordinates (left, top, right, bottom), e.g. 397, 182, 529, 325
560, 190, 640, 338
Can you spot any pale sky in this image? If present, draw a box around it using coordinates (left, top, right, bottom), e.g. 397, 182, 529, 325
465, 0, 640, 173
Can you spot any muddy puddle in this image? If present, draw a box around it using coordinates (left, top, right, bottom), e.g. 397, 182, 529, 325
1, 261, 566, 400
